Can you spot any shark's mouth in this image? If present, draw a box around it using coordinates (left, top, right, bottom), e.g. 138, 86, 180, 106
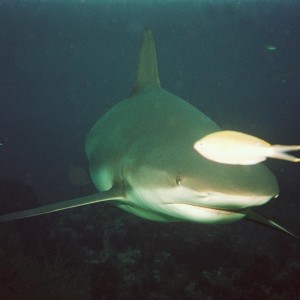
126, 184, 276, 224
156, 185, 276, 210
165, 202, 244, 213
151, 186, 276, 224
163, 202, 246, 224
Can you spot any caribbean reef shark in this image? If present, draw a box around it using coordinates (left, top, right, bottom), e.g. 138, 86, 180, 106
0, 28, 297, 240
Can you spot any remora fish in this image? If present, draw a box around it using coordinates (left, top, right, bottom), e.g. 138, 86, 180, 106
194, 130, 300, 165
0, 28, 297, 240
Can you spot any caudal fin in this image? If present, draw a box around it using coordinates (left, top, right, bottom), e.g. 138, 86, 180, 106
269, 145, 300, 162
245, 209, 299, 241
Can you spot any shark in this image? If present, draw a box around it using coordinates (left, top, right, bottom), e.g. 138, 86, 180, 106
0, 28, 297, 240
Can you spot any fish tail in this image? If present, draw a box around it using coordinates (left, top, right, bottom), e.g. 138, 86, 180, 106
269, 145, 300, 162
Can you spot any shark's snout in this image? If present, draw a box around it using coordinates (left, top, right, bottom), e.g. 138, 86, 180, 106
194, 191, 277, 210
177, 157, 279, 213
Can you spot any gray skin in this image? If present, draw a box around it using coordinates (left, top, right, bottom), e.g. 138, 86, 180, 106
0, 28, 297, 240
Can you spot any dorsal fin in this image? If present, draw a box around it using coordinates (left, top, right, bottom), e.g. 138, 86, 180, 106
131, 27, 160, 96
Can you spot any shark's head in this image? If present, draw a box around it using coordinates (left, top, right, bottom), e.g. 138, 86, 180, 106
122, 142, 279, 224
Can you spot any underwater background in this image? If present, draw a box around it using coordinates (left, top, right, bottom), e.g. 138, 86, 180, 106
0, 0, 300, 299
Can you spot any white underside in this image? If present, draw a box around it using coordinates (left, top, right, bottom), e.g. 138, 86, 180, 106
121, 185, 273, 224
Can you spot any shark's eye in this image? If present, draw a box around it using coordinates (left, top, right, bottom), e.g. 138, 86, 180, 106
175, 176, 182, 186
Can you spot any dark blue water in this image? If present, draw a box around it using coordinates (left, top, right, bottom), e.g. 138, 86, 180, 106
0, 1, 300, 299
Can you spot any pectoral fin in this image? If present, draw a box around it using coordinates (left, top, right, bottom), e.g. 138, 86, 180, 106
0, 187, 125, 222
245, 209, 299, 241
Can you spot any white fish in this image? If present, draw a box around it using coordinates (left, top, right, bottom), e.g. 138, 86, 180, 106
194, 130, 300, 165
